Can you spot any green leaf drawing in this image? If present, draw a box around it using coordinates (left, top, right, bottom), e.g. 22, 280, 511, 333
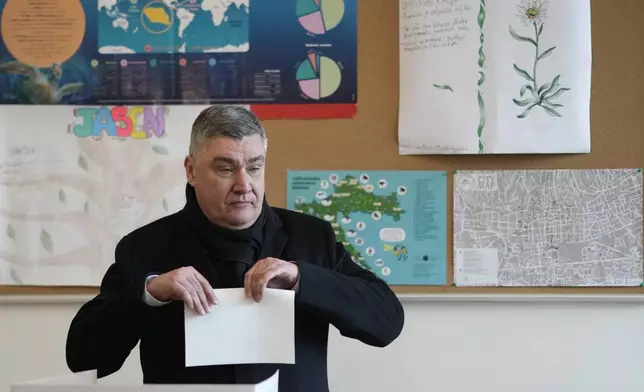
542, 105, 562, 117
477, 91, 486, 138
509, 25, 537, 46
10, 269, 22, 284
513, 64, 534, 82
6, 224, 15, 241
40, 229, 53, 254
84, 200, 90, 214
518, 103, 540, 119
477, 45, 485, 68
538, 46, 556, 61
520, 84, 534, 97
544, 87, 570, 101
477, 4, 485, 28
432, 84, 453, 92
78, 154, 89, 171
162, 198, 169, 212
58, 189, 67, 204
152, 145, 169, 155
513, 98, 539, 107
476, 0, 487, 154
510, 11, 570, 119
478, 71, 486, 86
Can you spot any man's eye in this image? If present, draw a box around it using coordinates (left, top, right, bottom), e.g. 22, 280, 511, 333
248, 166, 261, 173
218, 167, 233, 173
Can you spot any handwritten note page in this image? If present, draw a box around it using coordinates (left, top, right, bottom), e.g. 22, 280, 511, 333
184, 288, 295, 367
398, 0, 592, 155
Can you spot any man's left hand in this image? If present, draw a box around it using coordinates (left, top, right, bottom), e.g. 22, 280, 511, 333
244, 257, 299, 302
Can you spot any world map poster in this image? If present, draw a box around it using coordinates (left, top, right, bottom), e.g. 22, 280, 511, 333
286, 170, 448, 286
0, 0, 357, 119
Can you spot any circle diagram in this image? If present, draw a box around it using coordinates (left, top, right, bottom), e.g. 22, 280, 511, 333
1, 0, 86, 67
296, 0, 345, 35
140, 1, 174, 34
296, 52, 342, 100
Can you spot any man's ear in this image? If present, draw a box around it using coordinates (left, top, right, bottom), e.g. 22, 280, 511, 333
184, 155, 196, 185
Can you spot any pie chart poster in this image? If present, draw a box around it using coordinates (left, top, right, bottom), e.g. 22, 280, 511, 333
0, 0, 357, 119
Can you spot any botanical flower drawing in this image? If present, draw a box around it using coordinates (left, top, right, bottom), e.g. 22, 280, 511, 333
509, 0, 570, 118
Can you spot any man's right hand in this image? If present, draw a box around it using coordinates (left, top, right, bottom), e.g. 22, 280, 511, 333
146, 267, 217, 315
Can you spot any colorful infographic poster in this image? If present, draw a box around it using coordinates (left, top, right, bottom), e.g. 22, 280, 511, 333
287, 170, 448, 286
0, 0, 357, 119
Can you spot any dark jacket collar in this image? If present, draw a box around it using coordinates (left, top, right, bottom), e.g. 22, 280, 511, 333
169, 197, 288, 288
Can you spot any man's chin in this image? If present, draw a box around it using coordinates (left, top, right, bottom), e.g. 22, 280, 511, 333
226, 210, 259, 229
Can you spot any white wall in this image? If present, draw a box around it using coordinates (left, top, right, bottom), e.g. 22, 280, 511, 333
1, 295, 644, 392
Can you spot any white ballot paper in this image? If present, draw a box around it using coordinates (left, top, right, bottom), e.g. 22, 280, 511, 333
12, 370, 97, 387
12, 370, 279, 392
185, 288, 295, 367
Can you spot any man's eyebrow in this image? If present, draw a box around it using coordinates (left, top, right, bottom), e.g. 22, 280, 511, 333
212, 156, 237, 165
211, 155, 265, 166
248, 155, 265, 164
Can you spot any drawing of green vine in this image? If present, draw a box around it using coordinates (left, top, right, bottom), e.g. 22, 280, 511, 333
476, 0, 486, 153
433, 84, 453, 92
510, 0, 570, 118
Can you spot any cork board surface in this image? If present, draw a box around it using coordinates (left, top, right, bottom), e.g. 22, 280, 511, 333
2, 0, 643, 296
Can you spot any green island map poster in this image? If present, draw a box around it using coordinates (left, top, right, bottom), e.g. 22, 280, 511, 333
286, 170, 447, 285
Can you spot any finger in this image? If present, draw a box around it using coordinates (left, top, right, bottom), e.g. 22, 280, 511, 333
252, 266, 280, 302
177, 285, 194, 310
244, 263, 259, 298
194, 273, 217, 305
248, 259, 273, 299
181, 280, 205, 315
188, 275, 211, 312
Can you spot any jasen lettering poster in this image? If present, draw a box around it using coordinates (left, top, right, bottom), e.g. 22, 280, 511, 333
0, 105, 202, 286
398, 0, 592, 154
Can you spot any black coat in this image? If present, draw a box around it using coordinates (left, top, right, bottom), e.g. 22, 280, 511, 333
65, 205, 405, 392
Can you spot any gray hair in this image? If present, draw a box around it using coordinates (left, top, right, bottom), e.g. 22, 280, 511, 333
189, 105, 267, 156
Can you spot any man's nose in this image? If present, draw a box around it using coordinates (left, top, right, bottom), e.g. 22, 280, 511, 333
232, 171, 252, 193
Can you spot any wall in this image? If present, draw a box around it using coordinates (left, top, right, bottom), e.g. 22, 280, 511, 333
2, 297, 644, 392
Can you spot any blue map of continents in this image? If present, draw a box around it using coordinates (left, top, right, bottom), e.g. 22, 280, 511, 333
98, 0, 249, 54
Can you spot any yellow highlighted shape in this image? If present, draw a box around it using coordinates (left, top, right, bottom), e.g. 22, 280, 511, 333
143, 6, 172, 26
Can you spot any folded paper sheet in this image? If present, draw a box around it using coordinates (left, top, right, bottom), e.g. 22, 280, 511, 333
12, 371, 279, 392
185, 288, 295, 367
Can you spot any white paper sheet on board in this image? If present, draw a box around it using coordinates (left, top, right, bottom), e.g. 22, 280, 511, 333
398, 0, 592, 154
184, 288, 295, 367
453, 169, 643, 287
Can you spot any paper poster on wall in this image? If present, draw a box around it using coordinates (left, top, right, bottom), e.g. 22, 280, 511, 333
0, 0, 357, 119
453, 169, 643, 287
286, 170, 448, 285
398, 0, 591, 154
0, 105, 203, 286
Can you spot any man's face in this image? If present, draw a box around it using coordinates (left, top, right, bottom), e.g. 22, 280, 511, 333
184, 134, 266, 229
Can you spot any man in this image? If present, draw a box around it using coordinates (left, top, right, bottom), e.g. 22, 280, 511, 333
65, 105, 405, 392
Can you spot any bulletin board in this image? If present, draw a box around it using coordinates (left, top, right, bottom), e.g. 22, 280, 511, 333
0, 0, 642, 296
